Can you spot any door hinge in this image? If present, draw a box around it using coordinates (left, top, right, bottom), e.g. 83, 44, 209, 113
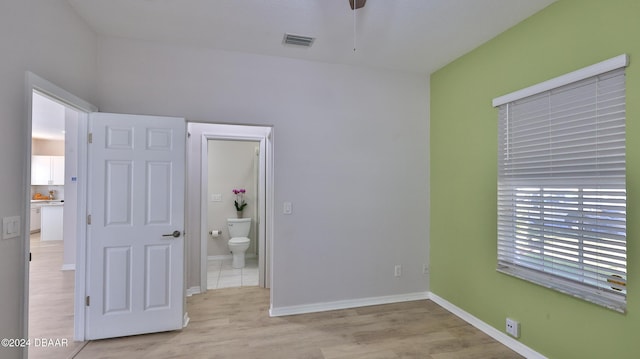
88, 132, 93, 144
29, 252, 32, 262
87, 214, 92, 225
85, 296, 90, 306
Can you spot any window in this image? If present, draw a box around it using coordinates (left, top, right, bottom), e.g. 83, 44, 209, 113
493, 55, 628, 312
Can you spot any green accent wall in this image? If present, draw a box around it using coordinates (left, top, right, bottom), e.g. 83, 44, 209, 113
430, 1, 640, 358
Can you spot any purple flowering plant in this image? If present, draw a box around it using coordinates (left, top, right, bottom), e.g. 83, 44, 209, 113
232, 189, 247, 211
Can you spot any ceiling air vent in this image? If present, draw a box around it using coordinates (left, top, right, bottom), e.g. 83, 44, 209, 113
283, 33, 315, 47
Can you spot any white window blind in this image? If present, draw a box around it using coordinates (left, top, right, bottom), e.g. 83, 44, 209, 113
495, 59, 627, 312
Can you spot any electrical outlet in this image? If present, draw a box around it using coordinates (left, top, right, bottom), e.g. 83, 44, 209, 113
506, 318, 520, 338
394, 265, 402, 277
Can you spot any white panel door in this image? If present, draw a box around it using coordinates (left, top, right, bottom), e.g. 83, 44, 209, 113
86, 113, 185, 340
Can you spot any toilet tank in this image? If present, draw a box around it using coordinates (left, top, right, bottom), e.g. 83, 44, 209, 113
227, 218, 251, 238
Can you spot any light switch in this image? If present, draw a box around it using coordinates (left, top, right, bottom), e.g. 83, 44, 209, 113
283, 202, 292, 215
211, 194, 222, 202
2, 216, 21, 240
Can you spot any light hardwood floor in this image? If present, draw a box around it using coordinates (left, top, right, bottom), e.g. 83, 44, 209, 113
28, 233, 85, 359
76, 289, 523, 359
30, 236, 522, 359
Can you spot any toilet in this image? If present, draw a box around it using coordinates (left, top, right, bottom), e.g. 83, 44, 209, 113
227, 218, 251, 269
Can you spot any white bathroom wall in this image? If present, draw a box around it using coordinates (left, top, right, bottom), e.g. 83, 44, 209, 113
96, 35, 430, 311
0, 1, 97, 357
207, 140, 259, 257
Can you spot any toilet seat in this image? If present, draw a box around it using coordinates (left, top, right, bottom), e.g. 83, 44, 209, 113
229, 237, 250, 245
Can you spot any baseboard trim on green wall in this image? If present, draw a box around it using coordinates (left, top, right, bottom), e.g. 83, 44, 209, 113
429, 292, 547, 359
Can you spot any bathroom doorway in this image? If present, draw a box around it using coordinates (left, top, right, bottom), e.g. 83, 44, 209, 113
186, 123, 273, 296
205, 139, 260, 289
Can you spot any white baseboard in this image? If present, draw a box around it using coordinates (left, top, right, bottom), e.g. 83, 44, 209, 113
269, 291, 429, 317
61, 264, 75, 271
428, 292, 547, 359
186, 286, 201, 297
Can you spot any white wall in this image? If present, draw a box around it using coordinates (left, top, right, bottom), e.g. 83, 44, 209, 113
0, 1, 97, 358
97, 36, 430, 310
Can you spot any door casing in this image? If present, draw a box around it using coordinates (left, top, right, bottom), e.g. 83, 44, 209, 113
189, 123, 274, 294
23, 72, 98, 350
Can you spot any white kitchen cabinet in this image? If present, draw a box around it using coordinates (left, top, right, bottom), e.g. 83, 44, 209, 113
31, 155, 65, 185
51, 156, 65, 185
31, 156, 51, 185
30, 204, 42, 233
40, 204, 63, 241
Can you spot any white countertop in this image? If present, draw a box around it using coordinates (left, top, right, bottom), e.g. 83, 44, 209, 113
31, 200, 64, 206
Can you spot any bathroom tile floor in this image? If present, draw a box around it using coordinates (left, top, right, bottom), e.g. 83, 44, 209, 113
207, 257, 259, 290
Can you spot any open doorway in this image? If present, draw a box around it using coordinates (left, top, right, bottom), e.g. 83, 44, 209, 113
28, 90, 84, 358
24, 73, 97, 357
205, 139, 261, 289
186, 123, 273, 297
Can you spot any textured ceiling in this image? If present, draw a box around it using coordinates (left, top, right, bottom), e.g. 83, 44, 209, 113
67, 0, 555, 74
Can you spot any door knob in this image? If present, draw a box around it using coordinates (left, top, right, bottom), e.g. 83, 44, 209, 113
162, 230, 181, 238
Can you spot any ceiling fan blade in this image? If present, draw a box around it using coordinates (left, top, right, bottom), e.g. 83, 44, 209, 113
349, 0, 366, 10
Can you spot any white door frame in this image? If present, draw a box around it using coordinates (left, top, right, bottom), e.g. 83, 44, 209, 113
192, 123, 273, 292
23, 72, 97, 348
